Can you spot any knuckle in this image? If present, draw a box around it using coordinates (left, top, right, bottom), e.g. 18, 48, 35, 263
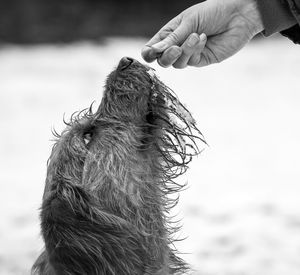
159, 30, 171, 40
167, 32, 180, 44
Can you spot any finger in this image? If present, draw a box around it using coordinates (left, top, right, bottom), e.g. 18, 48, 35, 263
141, 30, 173, 63
143, 21, 191, 63
141, 47, 162, 63
151, 22, 191, 53
172, 33, 202, 69
141, 17, 180, 63
157, 46, 182, 68
145, 16, 180, 47
186, 33, 208, 67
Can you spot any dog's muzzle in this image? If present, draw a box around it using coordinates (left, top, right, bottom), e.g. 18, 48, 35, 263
117, 56, 135, 71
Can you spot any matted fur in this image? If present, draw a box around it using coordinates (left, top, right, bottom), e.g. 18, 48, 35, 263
32, 57, 205, 275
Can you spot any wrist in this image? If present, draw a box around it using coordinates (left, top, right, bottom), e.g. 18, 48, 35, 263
236, 0, 264, 35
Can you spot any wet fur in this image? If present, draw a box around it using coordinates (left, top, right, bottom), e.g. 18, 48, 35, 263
32, 58, 204, 275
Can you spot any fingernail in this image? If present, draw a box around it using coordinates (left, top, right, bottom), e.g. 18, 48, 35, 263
187, 34, 199, 47
199, 33, 207, 42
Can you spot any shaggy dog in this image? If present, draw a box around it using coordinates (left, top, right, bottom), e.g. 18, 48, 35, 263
32, 57, 205, 275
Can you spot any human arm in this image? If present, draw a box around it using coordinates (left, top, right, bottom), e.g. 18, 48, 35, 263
141, 0, 300, 69
141, 0, 264, 68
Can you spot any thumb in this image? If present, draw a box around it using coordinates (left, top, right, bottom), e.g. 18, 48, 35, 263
151, 23, 191, 53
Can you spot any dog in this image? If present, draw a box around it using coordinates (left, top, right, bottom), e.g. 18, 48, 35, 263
32, 57, 205, 275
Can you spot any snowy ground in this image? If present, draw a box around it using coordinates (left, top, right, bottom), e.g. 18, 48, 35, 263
0, 36, 300, 275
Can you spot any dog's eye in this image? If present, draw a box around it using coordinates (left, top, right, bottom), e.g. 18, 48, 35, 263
83, 132, 93, 145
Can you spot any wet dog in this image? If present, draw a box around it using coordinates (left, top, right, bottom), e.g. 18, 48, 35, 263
32, 57, 205, 275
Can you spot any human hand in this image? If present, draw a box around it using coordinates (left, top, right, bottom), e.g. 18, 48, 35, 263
141, 0, 264, 68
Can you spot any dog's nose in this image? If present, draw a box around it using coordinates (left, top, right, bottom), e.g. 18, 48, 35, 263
118, 57, 134, 71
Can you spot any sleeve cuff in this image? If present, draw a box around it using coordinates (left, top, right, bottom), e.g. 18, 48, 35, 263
257, 0, 297, 36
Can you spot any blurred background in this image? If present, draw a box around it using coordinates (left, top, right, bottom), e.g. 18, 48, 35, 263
1, 1, 300, 275
0, 0, 200, 43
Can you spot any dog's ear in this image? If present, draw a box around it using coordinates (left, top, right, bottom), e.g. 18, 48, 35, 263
31, 250, 56, 275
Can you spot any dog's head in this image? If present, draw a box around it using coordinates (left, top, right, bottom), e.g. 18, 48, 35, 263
33, 57, 205, 275
43, 57, 204, 197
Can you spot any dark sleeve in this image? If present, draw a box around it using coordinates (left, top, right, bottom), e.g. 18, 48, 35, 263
257, 0, 300, 44
281, 0, 300, 43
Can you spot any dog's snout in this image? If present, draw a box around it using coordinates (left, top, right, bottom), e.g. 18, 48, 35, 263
118, 57, 134, 71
